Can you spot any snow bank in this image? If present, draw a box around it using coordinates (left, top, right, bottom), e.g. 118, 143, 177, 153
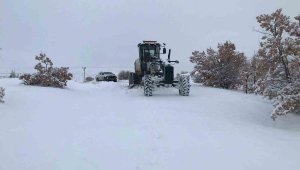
0, 78, 299, 170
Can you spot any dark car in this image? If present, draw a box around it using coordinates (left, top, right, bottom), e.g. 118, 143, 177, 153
95, 72, 117, 82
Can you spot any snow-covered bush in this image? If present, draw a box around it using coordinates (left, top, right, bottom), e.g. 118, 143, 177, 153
271, 81, 300, 120
269, 60, 300, 119
176, 71, 189, 81
0, 87, 4, 103
259, 66, 289, 100
190, 71, 202, 83
118, 70, 130, 80
19, 53, 73, 88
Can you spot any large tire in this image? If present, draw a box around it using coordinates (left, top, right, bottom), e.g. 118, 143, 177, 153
144, 75, 153, 96
179, 75, 190, 96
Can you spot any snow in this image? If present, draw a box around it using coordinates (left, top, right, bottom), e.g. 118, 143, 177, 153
0, 78, 300, 170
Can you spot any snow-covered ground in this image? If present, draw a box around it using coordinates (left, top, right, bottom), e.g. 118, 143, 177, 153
0, 78, 299, 170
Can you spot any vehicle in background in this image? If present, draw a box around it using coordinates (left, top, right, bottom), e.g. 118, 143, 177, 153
95, 72, 117, 82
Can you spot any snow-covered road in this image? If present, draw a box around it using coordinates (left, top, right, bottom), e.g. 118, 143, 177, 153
0, 79, 299, 170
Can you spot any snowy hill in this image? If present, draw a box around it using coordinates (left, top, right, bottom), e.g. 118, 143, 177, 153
0, 78, 299, 170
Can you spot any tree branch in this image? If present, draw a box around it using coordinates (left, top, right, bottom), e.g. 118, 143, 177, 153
253, 28, 273, 36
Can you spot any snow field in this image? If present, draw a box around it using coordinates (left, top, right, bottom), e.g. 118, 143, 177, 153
0, 79, 299, 170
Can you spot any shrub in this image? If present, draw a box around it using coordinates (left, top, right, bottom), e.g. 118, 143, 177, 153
19, 53, 73, 88
118, 70, 130, 80
0, 87, 4, 103
85, 76, 94, 82
271, 81, 300, 120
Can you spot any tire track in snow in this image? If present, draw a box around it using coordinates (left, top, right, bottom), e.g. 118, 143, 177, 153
137, 99, 165, 170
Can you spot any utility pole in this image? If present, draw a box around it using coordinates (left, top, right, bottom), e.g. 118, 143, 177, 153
82, 67, 86, 82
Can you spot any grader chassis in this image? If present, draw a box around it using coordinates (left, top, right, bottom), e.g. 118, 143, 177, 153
129, 41, 190, 96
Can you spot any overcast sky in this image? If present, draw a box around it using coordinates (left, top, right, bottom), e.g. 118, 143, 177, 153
0, 0, 299, 73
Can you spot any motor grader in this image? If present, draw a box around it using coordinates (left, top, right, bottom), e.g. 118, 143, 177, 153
129, 41, 190, 96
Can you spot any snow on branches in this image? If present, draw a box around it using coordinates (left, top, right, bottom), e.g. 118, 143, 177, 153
20, 53, 73, 88
190, 41, 247, 90
190, 9, 300, 120
255, 9, 300, 119
272, 81, 300, 120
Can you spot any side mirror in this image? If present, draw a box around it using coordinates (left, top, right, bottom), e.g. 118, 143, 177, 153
163, 47, 167, 54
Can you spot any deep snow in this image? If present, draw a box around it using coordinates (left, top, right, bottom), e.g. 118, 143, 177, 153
0, 78, 299, 170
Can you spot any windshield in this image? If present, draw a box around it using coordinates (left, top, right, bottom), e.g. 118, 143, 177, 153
104, 72, 113, 74
140, 44, 160, 60
144, 49, 155, 57
99, 72, 113, 75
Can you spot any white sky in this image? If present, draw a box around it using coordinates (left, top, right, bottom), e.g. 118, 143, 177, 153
0, 0, 299, 73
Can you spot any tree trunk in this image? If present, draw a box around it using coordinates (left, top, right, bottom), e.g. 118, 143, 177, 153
278, 47, 291, 82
